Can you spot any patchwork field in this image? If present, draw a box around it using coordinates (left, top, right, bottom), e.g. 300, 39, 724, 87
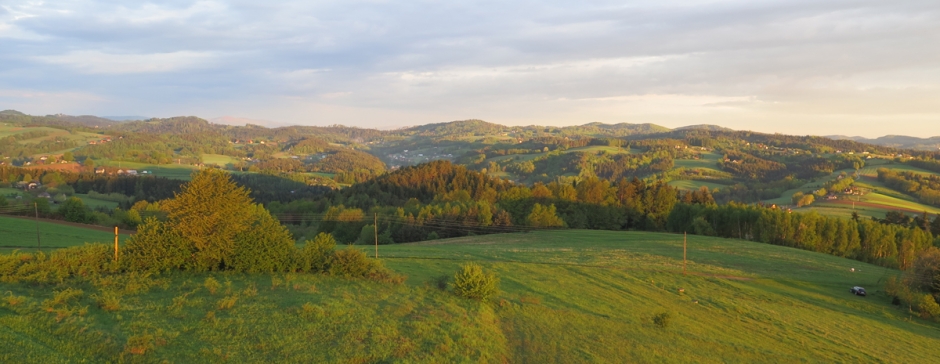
1, 229, 937, 362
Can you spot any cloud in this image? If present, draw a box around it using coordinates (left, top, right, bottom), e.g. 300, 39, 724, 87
0, 0, 938, 137
34, 50, 218, 74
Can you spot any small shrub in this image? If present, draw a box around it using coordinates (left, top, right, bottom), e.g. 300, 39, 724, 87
93, 291, 121, 312
204, 277, 221, 295
329, 248, 375, 278
242, 283, 258, 297
653, 312, 671, 328
125, 334, 155, 355
431, 275, 449, 291
42, 288, 84, 312
3, 292, 25, 306
917, 294, 940, 319
299, 233, 336, 273
217, 295, 238, 310
453, 263, 499, 301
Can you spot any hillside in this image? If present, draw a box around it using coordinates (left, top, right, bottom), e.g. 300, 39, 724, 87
1, 230, 937, 362
827, 135, 940, 151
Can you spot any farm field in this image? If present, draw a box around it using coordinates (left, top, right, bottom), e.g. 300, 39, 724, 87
858, 163, 939, 178
673, 151, 723, 172
72, 194, 120, 210
0, 215, 128, 252
201, 154, 240, 167
667, 179, 727, 191
0, 125, 107, 152
2, 230, 938, 362
98, 160, 198, 180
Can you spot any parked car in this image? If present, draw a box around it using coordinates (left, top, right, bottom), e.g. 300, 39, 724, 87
850, 286, 867, 296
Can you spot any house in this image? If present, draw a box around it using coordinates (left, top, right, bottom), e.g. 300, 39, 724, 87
126, 170, 138, 175
95, 167, 106, 174
27, 182, 41, 190
37, 192, 52, 199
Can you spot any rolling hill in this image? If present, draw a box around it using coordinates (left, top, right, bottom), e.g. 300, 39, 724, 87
1, 230, 937, 362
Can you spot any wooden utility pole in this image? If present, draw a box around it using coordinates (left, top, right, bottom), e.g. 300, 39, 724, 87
34, 202, 41, 251
683, 232, 687, 276
114, 227, 119, 262
374, 213, 378, 259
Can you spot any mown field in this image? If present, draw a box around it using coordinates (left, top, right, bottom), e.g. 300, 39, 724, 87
98, 160, 198, 180
1, 229, 938, 362
0, 215, 128, 253
667, 179, 728, 191
201, 154, 240, 167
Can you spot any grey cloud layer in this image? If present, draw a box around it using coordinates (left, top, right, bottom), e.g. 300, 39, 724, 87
1, 0, 938, 136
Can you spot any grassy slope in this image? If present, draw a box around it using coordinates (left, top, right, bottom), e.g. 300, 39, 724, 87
72, 194, 120, 210
668, 180, 728, 191
0, 215, 128, 252
201, 154, 239, 167
99, 160, 197, 180
3, 230, 938, 362
381, 230, 939, 363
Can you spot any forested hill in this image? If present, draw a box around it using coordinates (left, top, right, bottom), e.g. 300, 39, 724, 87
826, 135, 940, 151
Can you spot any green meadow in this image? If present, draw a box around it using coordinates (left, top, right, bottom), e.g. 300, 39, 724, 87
0, 215, 128, 252
72, 194, 120, 210
667, 179, 728, 191
2, 229, 938, 362
201, 154, 240, 167
99, 160, 198, 180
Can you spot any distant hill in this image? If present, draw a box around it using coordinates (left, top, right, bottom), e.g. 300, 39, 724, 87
101, 115, 149, 121
675, 124, 735, 132
826, 135, 940, 151
209, 115, 285, 127
558, 122, 670, 137
402, 119, 507, 136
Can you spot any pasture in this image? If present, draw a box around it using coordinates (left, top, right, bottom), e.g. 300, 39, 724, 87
0, 125, 107, 150
673, 151, 723, 172
98, 160, 198, 180
201, 154, 240, 167
0, 215, 128, 252
667, 179, 727, 191
1, 230, 938, 362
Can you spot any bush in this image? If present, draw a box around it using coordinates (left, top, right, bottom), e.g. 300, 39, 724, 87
917, 294, 940, 319
329, 248, 376, 278
453, 263, 499, 301
299, 233, 336, 273
123, 218, 190, 273
228, 205, 295, 273
653, 312, 671, 328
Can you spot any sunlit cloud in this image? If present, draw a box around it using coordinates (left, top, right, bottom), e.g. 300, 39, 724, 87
0, 0, 938, 137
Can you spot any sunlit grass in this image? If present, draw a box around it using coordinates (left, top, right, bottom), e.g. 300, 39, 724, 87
1, 229, 938, 362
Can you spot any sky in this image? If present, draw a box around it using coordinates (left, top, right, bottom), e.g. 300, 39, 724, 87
1, 0, 939, 137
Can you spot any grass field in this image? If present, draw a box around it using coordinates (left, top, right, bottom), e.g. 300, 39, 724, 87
668, 179, 728, 191
0, 125, 106, 151
72, 194, 119, 210
858, 163, 939, 178
673, 151, 723, 173
0, 215, 128, 252
1, 230, 938, 362
99, 161, 198, 180
201, 154, 239, 167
